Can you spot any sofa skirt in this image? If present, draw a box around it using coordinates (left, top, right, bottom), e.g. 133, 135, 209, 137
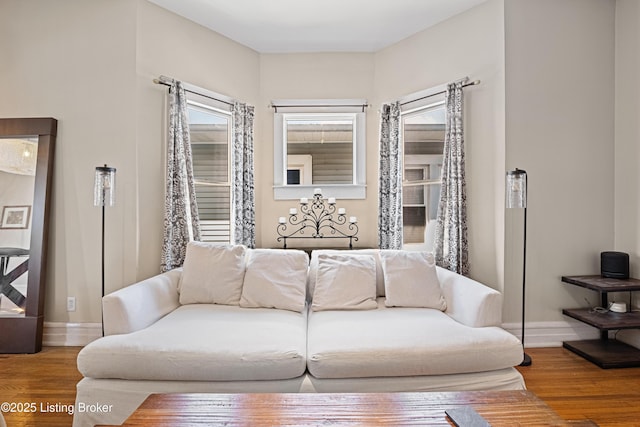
304, 368, 525, 393
73, 368, 525, 427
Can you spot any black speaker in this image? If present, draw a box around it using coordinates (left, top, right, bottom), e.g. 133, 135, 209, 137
601, 251, 629, 279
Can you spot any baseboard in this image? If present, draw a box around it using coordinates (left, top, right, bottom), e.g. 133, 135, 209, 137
42, 320, 603, 349
43, 322, 102, 346
502, 319, 601, 348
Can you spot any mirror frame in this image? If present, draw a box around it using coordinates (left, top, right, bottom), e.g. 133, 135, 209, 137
0, 117, 57, 353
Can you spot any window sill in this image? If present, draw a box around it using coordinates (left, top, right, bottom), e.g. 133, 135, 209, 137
273, 184, 366, 200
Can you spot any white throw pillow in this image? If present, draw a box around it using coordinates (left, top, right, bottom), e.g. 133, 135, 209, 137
379, 250, 447, 310
239, 249, 309, 312
312, 254, 378, 311
178, 242, 246, 305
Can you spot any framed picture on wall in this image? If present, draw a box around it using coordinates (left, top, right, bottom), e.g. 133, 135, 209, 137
0, 205, 31, 229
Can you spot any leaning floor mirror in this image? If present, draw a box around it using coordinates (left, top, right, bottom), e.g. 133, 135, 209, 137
0, 118, 56, 353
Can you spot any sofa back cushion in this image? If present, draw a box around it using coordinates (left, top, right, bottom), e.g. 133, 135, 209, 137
379, 250, 446, 310
178, 242, 246, 305
309, 249, 385, 298
239, 249, 309, 312
311, 254, 377, 311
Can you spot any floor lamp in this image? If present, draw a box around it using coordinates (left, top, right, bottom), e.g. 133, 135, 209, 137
94, 165, 116, 336
506, 168, 532, 366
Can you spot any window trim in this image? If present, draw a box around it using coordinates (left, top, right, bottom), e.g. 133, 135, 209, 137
272, 99, 367, 200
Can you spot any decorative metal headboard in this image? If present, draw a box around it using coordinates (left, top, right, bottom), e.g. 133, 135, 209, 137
276, 189, 358, 249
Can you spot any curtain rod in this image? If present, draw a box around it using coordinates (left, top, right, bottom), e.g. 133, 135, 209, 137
269, 103, 370, 113
153, 77, 235, 107
400, 79, 481, 107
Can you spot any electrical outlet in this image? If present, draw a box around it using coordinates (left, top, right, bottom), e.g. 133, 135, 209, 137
67, 297, 76, 312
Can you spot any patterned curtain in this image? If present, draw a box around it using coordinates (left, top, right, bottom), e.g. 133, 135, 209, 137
160, 80, 201, 272
434, 81, 469, 275
232, 102, 256, 248
378, 102, 403, 249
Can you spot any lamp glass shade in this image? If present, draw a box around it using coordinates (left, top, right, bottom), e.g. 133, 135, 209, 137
94, 165, 116, 207
506, 169, 527, 209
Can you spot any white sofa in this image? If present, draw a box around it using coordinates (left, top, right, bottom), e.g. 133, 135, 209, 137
73, 246, 524, 427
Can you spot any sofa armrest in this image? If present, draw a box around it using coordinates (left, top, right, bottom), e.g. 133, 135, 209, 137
437, 267, 503, 328
102, 268, 181, 336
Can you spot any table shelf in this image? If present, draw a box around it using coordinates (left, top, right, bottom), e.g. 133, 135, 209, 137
561, 275, 640, 293
562, 308, 640, 330
561, 275, 640, 369
563, 339, 640, 369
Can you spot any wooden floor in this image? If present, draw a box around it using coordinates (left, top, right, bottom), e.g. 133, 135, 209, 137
515, 348, 640, 426
0, 347, 639, 426
0, 347, 82, 427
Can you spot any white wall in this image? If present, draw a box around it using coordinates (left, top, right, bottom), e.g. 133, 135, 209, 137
614, 0, 640, 347
0, 0, 139, 323
504, 0, 616, 324
2, 0, 507, 323
257, 53, 377, 248
256, 0, 505, 261
0, 0, 259, 323
0, 0, 510, 325
2, 0, 630, 339
375, 0, 506, 291
615, 0, 640, 276
135, 0, 259, 277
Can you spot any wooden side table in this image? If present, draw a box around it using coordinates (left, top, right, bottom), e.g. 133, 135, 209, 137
561, 275, 640, 368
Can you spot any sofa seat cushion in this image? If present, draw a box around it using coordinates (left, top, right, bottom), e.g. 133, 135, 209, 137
307, 298, 523, 379
78, 304, 307, 382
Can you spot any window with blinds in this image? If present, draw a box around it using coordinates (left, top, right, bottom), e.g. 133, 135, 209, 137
187, 101, 232, 244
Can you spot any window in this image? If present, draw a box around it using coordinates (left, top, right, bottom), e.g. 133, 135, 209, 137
273, 100, 366, 199
401, 102, 445, 251
186, 96, 232, 244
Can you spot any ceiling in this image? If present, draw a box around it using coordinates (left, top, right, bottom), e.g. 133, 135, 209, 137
147, 0, 488, 53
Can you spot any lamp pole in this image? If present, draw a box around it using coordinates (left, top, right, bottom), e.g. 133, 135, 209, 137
101, 202, 105, 309
94, 165, 116, 336
506, 168, 531, 366
521, 198, 531, 366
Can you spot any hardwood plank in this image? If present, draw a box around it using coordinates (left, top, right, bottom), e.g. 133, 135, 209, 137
517, 347, 640, 426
